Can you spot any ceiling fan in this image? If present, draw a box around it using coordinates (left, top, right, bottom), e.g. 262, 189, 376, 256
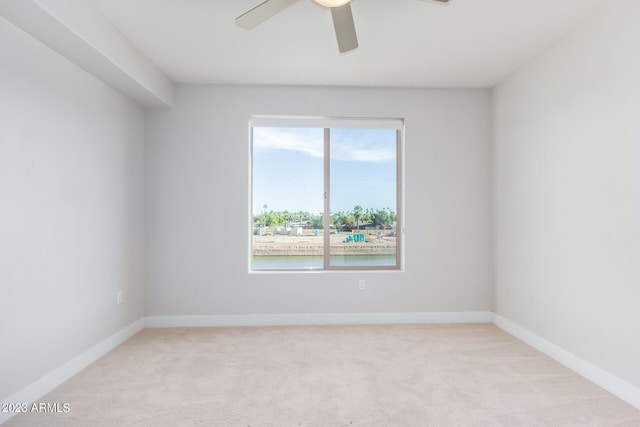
236, 0, 451, 54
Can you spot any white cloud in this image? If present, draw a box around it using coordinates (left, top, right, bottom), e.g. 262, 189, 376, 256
331, 142, 395, 163
330, 131, 396, 163
253, 127, 396, 163
253, 127, 323, 158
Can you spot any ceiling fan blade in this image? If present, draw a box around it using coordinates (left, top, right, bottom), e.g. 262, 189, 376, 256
422, 0, 451, 4
236, 0, 298, 29
331, 3, 358, 53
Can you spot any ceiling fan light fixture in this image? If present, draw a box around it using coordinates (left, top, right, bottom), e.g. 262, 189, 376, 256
237, 0, 449, 53
314, 0, 350, 8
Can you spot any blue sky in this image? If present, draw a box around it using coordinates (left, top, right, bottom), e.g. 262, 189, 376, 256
252, 127, 397, 215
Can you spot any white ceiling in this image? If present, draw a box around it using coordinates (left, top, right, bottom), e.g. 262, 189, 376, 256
90, 0, 607, 88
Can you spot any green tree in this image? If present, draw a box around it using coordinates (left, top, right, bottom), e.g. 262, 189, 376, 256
331, 212, 344, 230
372, 209, 389, 228
282, 211, 292, 228
296, 211, 310, 227
343, 217, 355, 231
371, 208, 396, 228
309, 214, 324, 229
353, 205, 363, 230
366, 208, 374, 224
263, 211, 284, 227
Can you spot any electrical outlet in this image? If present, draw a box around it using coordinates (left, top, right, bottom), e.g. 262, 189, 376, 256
116, 291, 123, 304
358, 279, 365, 290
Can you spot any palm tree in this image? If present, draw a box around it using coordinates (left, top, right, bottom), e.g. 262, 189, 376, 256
282, 211, 292, 228
353, 205, 363, 231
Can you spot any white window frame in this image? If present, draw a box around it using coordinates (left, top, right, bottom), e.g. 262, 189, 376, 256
249, 115, 404, 272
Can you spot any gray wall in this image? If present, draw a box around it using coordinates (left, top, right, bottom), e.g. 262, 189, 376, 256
493, 0, 640, 388
0, 20, 146, 399
145, 85, 493, 316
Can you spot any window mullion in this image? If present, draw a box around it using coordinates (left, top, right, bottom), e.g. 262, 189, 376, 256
323, 128, 331, 270
396, 129, 402, 269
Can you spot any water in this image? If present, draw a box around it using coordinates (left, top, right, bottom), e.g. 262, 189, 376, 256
252, 255, 397, 270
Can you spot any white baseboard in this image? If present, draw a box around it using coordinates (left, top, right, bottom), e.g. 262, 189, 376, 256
145, 311, 493, 328
492, 313, 640, 410
0, 318, 145, 425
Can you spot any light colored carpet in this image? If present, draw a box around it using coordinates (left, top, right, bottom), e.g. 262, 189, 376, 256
5, 324, 640, 426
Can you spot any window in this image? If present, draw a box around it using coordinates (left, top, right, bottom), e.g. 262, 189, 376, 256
250, 117, 403, 271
